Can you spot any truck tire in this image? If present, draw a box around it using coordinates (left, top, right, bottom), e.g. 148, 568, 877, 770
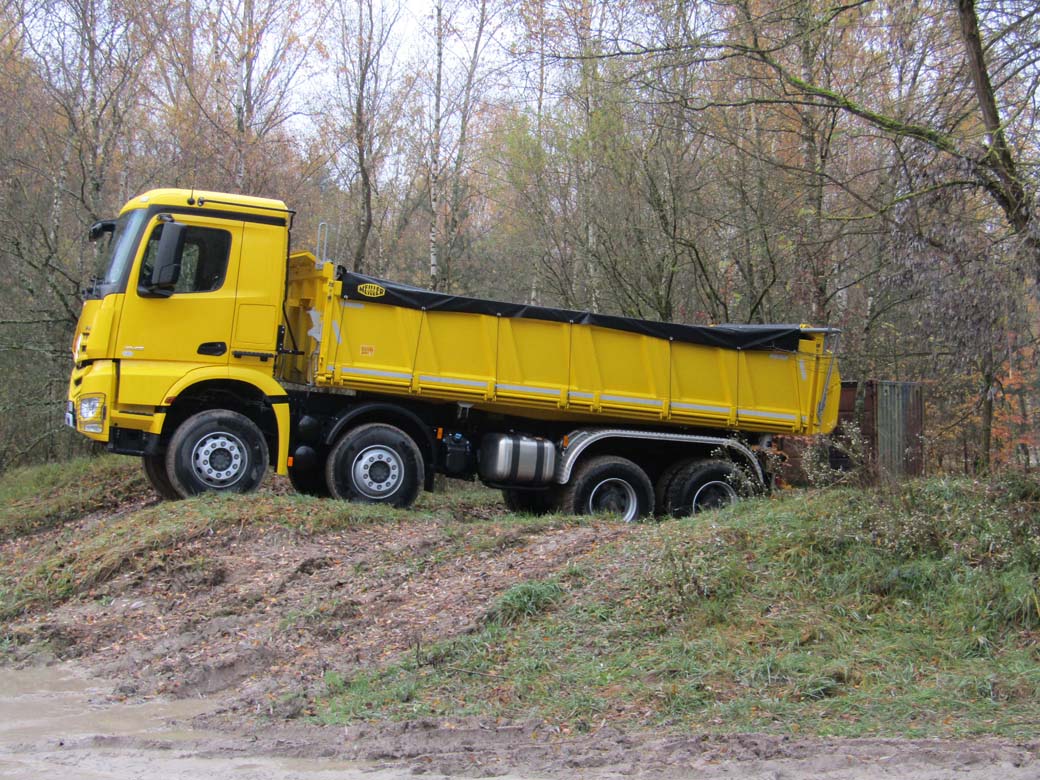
142, 452, 181, 500
288, 463, 331, 497
653, 458, 696, 516
165, 410, 270, 498
666, 460, 740, 517
559, 455, 653, 522
325, 423, 423, 508
502, 488, 558, 515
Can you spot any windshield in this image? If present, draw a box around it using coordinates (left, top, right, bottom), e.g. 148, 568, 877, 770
91, 209, 147, 298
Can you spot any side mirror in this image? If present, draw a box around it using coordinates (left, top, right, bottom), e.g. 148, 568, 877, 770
145, 222, 187, 297
88, 220, 115, 242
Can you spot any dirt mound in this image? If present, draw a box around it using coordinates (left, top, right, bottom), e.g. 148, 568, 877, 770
3, 478, 632, 722
5, 466, 1040, 779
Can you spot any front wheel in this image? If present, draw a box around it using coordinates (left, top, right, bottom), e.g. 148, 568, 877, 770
165, 410, 269, 498
559, 455, 653, 522
142, 452, 181, 500
325, 423, 424, 508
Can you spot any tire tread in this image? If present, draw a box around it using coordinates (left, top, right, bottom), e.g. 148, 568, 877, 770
325, 422, 423, 507
559, 455, 653, 522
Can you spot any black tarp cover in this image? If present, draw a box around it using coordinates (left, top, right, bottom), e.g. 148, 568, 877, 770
339, 271, 807, 352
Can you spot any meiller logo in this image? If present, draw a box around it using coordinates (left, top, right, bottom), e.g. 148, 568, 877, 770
357, 283, 386, 298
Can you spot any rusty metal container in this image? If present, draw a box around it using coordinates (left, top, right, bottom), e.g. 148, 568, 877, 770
778, 380, 924, 484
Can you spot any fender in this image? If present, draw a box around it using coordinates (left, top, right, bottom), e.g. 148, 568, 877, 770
323, 401, 438, 489
324, 401, 436, 455
556, 428, 766, 487
157, 365, 292, 475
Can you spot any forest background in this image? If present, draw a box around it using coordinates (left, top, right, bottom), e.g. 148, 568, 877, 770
0, 0, 1037, 474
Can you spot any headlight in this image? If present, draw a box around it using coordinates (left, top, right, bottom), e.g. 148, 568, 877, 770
79, 395, 105, 421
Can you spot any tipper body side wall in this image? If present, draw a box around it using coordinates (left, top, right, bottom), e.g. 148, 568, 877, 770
282, 254, 840, 436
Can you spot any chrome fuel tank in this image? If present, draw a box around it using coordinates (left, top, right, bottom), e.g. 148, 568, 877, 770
478, 434, 556, 484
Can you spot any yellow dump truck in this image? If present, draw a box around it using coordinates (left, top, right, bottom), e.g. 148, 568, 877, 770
68, 188, 840, 520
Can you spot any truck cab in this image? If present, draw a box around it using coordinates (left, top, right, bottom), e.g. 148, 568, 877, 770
68, 189, 294, 494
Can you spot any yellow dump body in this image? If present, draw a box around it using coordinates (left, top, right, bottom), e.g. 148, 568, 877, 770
282, 254, 841, 435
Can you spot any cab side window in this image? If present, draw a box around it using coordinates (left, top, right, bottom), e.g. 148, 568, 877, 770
139, 224, 232, 294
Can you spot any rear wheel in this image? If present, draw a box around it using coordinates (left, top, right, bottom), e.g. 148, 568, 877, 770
325, 423, 423, 507
502, 488, 558, 515
142, 452, 180, 500
666, 460, 741, 517
653, 458, 696, 516
559, 456, 653, 523
165, 410, 269, 498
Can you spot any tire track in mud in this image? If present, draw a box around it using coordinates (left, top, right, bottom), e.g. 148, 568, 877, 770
329, 522, 633, 664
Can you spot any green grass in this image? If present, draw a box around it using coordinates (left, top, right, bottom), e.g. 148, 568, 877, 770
317, 474, 1040, 738
486, 580, 565, 625
0, 455, 150, 540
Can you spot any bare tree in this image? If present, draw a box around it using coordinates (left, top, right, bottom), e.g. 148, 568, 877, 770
326, 0, 408, 273
149, 0, 324, 194
422, 0, 497, 292
679, 0, 1040, 283
0, 0, 151, 467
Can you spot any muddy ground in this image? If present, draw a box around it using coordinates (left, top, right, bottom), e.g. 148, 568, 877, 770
3, 664, 1038, 779
2, 481, 1039, 778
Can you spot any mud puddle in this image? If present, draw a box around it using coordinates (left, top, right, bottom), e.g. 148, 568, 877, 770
0, 665, 216, 744
0, 665, 472, 780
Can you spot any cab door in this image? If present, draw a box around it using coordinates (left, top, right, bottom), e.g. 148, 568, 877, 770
114, 212, 244, 407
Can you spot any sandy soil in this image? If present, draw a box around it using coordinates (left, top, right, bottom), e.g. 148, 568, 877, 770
2, 486, 1038, 778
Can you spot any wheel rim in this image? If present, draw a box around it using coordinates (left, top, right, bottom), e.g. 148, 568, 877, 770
587, 478, 639, 522
691, 480, 738, 512
351, 444, 404, 499
191, 431, 248, 488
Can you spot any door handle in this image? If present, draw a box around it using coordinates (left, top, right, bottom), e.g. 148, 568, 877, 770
197, 341, 227, 356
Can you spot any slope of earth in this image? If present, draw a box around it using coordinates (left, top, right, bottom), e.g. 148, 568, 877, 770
1, 457, 1040, 778
0, 457, 630, 714
311, 472, 1040, 741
